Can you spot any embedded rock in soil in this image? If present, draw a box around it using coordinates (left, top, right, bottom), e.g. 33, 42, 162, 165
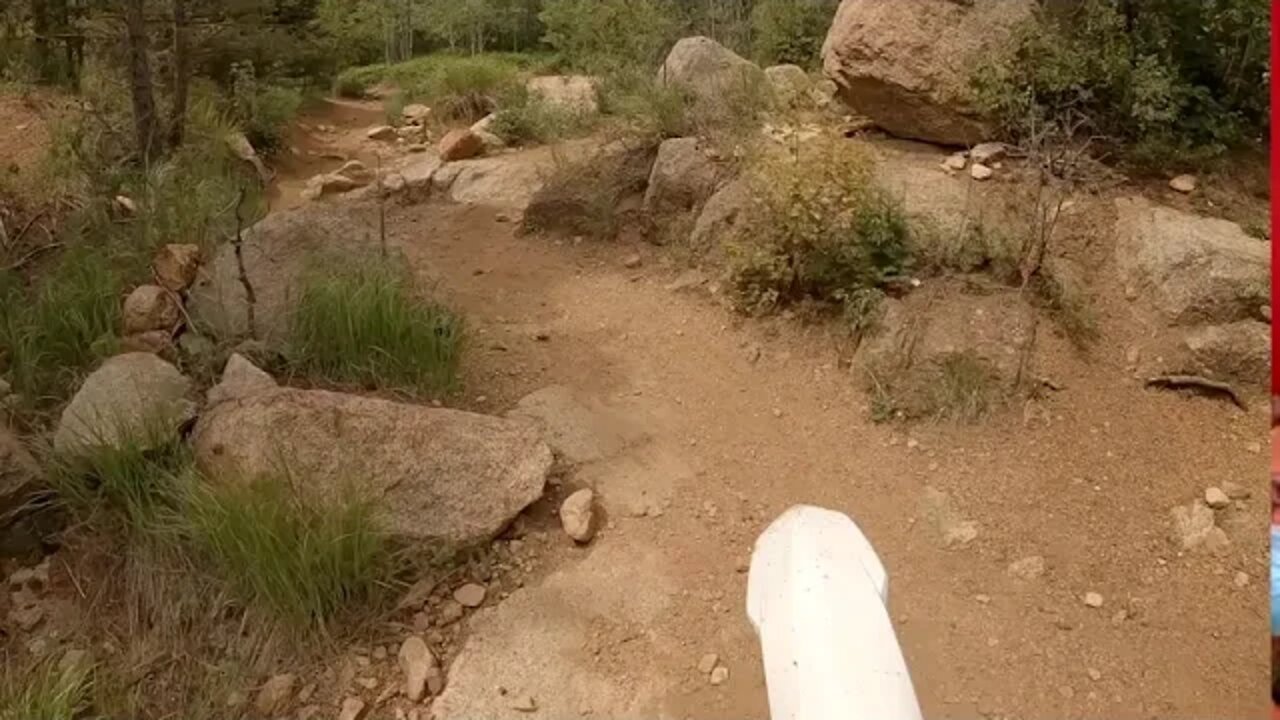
439, 129, 484, 162
1169, 500, 1229, 553
658, 36, 764, 114
191, 388, 551, 547
559, 488, 597, 543
821, 0, 1033, 144
122, 285, 180, 335
153, 243, 201, 292
53, 353, 196, 456
398, 635, 437, 702
643, 137, 720, 218
206, 353, 278, 406
764, 64, 813, 107
1181, 321, 1270, 387
1114, 197, 1269, 326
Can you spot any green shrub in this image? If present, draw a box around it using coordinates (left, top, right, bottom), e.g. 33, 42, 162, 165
229, 61, 303, 154
972, 0, 1269, 165
182, 477, 391, 628
540, 0, 679, 73
287, 258, 463, 394
490, 85, 594, 145
597, 68, 694, 141
750, 0, 832, 67
728, 138, 911, 316
340, 54, 527, 122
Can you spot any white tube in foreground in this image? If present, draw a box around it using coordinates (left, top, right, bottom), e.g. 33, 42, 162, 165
746, 504, 924, 720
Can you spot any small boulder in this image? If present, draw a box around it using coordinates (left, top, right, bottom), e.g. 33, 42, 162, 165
969, 163, 993, 181
709, 666, 729, 685
206, 353, 278, 406
942, 153, 967, 171
969, 142, 1007, 165
398, 636, 436, 702
1182, 321, 1270, 386
658, 37, 764, 113
439, 129, 484, 162
367, 125, 398, 141
122, 285, 181, 335
402, 103, 432, 124
254, 673, 296, 716
54, 353, 196, 456
1114, 197, 1269, 325
559, 488, 597, 543
453, 583, 486, 608
153, 243, 201, 292
1169, 174, 1197, 193
380, 172, 407, 194
526, 75, 599, 114
764, 64, 813, 107
643, 137, 719, 217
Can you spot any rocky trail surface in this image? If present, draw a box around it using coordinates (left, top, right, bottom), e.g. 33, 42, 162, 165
201, 91, 1271, 719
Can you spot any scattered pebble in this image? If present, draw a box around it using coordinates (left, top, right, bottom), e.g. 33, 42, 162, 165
1083, 592, 1104, 608
298, 682, 316, 703
709, 666, 729, 686
974, 594, 991, 604
559, 488, 597, 543
533, 329, 551, 342
1245, 441, 1262, 454
623, 253, 643, 269
338, 697, 366, 720
744, 344, 762, 364
697, 653, 719, 675
1110, 609, 1128, 625
1168, 174, 1197, 193
905, 438, 919, 450
399, 636, 437, 702
942, 153, 967, 171
1087, 667, 1102, 682
1221, 481, 1250, 500
372, 645, 387, 661
453, 583, 487, 608
1203, 487, 1229, 509
355, 677, 378, 690
969, 163, 993, 181
511, 695, 538, 712
1234, 571, 1250, 588
1007, 555, 1046, 581
253, 673, 296, 716
772, 408, 783, 418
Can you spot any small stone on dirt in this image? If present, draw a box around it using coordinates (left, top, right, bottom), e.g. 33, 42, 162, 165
453, 583, 487, 608
338, 697, 366, 720
153, 243, 201, 292
533, 329, 551, 341
253, 673, 296, 716
1083, 592, 1104, 608
559, 488, 596, 543
623, 253, 642, 269
1203, 487, 1230, 509
942, 153, 966, 171
970, 142, 1007, 165
511, 695, 538, 712
1007, 555, 1046, 581
1234, 571, 1250, 588
367, 125, 397, 141
709, 666, 729, 686
1170, 500, 1229, 552
402, 104, 431, 123
123, 285, 181, 335
399, 635, 436, 702
439, 128, 484, 161
438, 599, 465, 624
356, 676, 378, 690
1087, 668, 1102, 682
969, 163, 993, 181
297, 682, 316, 703
1169, 174, 1197, 193
1246, 441, 1262, 454
1222, 481, 1249, 500
697, 653, 719, 675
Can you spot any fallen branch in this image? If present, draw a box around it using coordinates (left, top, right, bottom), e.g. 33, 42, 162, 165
6, 241, 65, 271
1145, 374, 1246, 410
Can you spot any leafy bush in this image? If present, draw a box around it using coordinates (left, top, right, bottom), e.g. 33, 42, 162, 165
750, 0, 832, 67
183, 478, 391, 628
287, 258, 463, 394
728, 138, 911, 316
229, 62, 303, 154
972, 0, 1269, 164
540, 0, 679, 73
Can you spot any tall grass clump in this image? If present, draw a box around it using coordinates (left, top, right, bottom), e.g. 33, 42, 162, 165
182, 478, 391, 628
0, 655, 94, 720
727, 137, 911, 322
49, 436, 195, 534
868, 350, 1005, 424
287, 258, 462, 394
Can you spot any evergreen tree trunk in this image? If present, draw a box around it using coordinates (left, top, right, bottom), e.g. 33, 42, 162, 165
124, 0, 159, 163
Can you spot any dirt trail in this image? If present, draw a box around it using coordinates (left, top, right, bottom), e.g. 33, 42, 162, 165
271, 101, 1267, 719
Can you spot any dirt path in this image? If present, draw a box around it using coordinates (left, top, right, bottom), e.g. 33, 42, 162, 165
371, 199, 1267, 719
263, 99, 1267, 718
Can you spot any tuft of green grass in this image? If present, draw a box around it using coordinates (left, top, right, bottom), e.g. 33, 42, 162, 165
868, 350, 1004, 424
1031, 268, 1099, 350
0, 655, 94, 720
182, 477, 391, 628
287, 259, 462, 394
49, 436, 195, 534
336, 53, 548, 123
489, 85, 594, 146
